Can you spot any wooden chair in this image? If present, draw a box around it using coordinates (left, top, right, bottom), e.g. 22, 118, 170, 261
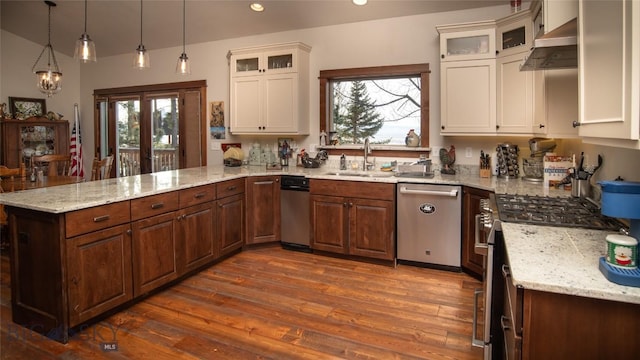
91, 155, 114, 180
31, 154, 72, 177
0, 163, 27, 228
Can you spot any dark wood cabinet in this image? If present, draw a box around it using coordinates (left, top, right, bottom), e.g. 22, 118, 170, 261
218, 193, 245, 256
67, 224, 133, 327
310, 179, 395, 261
502, 252, 640, 359
462, 186, 490, 279
245, 175, 281, 244
177, 202, 216, 274
1, 117, 69, 169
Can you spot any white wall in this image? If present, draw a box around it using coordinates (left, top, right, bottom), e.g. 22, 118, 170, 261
3, 4, 639, 183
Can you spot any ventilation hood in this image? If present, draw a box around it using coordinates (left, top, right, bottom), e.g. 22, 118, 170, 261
520, 18, 577, 71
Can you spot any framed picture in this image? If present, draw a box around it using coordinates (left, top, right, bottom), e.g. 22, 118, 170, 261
8, 97, 46, 120
209, 101, 225, 139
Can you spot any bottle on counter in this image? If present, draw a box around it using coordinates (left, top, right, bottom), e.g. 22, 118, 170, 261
340, 153, 347, 170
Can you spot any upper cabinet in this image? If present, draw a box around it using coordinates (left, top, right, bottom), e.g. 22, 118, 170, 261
438, 21, 497, 134
577, 0, 640, 149
228, 42, 311, 135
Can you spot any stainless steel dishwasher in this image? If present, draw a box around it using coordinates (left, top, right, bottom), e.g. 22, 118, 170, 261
397, 183, 462, 268
280, 175, 311, 252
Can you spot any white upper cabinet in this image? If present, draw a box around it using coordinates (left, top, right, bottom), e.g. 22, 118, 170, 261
578, 0, 640, 148
229, 42, 311, 135
438, 21, 497, 135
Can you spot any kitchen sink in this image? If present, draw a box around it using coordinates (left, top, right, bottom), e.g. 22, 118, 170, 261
322, 171, 394, 178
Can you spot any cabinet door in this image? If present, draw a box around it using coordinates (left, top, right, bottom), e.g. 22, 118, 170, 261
177, 202, 215, 275
440, 27, 496, 62
217, 193, 245, 256
310, 194, 348, 254
578, 0, 639, 141
131, 212, 178, 296
497, 52, 534, 134
245, 176, 281, 244
67, 224, 132, 327
462, 187, 490, 278
230, 76, 262, 133
348, 198, 394, 260
263, 73, 298, 133
441, 60, 496, 134
496, 13, 531, 58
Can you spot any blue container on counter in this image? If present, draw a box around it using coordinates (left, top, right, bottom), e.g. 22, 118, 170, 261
599, 181, 640, 219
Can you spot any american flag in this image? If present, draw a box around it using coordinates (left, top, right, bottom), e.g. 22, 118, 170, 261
70, 109, 84, 177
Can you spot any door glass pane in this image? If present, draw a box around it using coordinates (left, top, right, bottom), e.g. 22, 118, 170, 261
97, 100, 109, 159
150, 97, 179, 172
115, 99, 141, 176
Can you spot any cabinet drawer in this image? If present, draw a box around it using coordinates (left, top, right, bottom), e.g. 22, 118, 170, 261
66, 201, 131, 238
217, 178, 245, 198
131, 192, 179, 221
179, 184, 216, 208
310, 179, 394, 200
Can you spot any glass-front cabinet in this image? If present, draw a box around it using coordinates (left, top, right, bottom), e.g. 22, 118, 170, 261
438, 20, 496, 62
496, 9, 533, 58
232, 47, 299, 76
0, 117, 69, 170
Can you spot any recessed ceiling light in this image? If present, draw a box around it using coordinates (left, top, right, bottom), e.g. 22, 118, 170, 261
250, 3, 264, 12
352, 0, 368, 5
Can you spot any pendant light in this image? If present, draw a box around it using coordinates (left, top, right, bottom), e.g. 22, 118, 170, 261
32, 1, 62, 97
74, 0, 97, 62
133, 0, 150, 69
176, 0, 191, 75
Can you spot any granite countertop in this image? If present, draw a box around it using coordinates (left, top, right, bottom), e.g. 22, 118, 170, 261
501, 223, 640, 305
2, 164, 636, 305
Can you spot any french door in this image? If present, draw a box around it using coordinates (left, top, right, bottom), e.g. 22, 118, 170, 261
94, 81, 206, 177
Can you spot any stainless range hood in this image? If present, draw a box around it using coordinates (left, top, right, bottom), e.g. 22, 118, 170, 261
520, 18, 577, 71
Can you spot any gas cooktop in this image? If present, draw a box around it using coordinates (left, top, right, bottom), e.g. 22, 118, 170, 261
495, 194, 626, 231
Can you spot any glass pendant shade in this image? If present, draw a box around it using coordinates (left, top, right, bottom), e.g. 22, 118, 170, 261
133, 44, 150, 69
176, 53, 191, 75
74, 0, 97, 62
133, 0, 150, 69
74, 33, 97, 62
32, 1, 62, 97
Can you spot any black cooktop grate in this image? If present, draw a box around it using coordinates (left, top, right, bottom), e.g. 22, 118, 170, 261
495, 194, 626, 231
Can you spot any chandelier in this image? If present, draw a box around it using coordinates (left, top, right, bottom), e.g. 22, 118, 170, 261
32, 1, 62, 97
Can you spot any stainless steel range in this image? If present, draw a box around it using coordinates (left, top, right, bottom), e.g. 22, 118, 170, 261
472, 194, 627, 359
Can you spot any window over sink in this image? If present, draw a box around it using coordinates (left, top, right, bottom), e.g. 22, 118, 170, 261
319, 64, 430, 157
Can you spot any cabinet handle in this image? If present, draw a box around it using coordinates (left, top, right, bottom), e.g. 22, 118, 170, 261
93, 215, 110, 222
151, 203, 164, 209
539, 124, 545, 128
572, 120, 581, 128
275, 178, 280, 182
226, 185, 237, 191
472, 288, 484, 347
194, 192, 206, 199
74, 304, 80, 312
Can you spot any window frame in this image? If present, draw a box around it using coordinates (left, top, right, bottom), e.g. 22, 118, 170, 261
319, 63, 430, 158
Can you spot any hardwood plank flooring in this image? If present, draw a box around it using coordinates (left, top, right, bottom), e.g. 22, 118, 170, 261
0, 246, 483, 359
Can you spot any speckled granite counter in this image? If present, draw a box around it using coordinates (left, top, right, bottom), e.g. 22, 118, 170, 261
0, 164, 569, 213
3, 164, 636, 305
501, 223, 640, 305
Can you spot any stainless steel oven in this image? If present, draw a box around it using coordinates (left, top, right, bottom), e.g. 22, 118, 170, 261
472, 194, 504, 360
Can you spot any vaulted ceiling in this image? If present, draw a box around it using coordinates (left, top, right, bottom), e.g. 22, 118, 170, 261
1, 0, 505, 58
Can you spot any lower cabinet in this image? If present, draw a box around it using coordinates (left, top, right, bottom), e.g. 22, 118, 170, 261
310, 179, 395, 261
67, 224, 133, 327
462, 186, 491, 279
177, 202, 216, 274
502, 254, 640, 359
245, 175, 281, 244
218, 193, 245, 256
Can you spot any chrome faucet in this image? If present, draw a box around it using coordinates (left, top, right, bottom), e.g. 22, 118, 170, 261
363, 137, 372, 171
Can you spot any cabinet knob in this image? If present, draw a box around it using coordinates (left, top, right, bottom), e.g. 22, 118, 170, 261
343, 202, 347, 207
441, 126, 445, 130
127, 229, 132, 235
349, 202, 353, 207
496, 125, 500, 130
539, 124, 545, 128
572, 120, 581, 128
441, 54, 445, 59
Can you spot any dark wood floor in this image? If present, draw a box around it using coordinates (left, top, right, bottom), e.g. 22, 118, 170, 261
1, 246, 483, 359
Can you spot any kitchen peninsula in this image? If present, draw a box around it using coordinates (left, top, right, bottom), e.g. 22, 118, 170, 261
1, 165, 639, 347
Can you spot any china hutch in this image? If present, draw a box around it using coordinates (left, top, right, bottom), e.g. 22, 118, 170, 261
0, 117, 70, 170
